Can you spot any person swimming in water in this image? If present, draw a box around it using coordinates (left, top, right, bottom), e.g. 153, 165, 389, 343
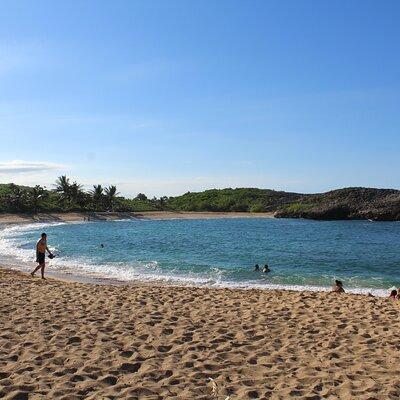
30, 233, 53, 279
254, 264, 259, 271
263, 264, 270, 273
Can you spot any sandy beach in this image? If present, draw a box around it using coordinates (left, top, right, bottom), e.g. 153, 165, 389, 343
0, 211, 274, 225
1, 268, 399, 399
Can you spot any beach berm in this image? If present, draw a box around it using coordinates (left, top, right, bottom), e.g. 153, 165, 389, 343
1, 268, 399, 399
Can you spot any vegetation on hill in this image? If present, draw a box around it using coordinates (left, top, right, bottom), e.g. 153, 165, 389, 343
166, 188, 302, 212
0, 178, 302, 214
0, 177, 399, 220
0, 177, 159, 213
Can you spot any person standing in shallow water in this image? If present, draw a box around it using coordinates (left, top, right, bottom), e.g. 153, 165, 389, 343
31, 233, 53, 279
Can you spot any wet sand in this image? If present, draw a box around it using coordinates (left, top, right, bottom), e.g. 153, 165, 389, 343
1, 268, 399, 399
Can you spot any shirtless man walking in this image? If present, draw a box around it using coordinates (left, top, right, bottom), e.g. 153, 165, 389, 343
31, 233, 53, 279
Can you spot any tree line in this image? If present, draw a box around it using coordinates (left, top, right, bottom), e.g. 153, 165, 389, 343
0, 179, 303, 214
1, 181, 394, 219
0, 176, 165, 213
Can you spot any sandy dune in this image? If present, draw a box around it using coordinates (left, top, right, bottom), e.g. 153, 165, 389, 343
1, 268, 399, 399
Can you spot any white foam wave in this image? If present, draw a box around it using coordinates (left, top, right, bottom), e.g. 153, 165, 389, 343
49, 261, 392, 297
0, 221, 72, 263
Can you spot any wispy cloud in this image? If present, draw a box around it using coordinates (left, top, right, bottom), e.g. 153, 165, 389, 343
0, 160, 68, 174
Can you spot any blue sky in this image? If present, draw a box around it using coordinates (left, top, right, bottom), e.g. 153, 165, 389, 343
0, 0, 399, 196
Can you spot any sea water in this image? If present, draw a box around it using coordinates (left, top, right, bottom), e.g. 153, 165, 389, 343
1, 218, 399, 296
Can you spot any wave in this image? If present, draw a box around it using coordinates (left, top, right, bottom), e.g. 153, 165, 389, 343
0, 221, 393, 298
0, 222, 67, 262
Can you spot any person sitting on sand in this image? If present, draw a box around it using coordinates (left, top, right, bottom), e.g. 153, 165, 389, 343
263, 264, 270, 273
389, 289, 397, 301
31, 233, 53, 280
331, 280, 345, 293
254, 264, 259, 271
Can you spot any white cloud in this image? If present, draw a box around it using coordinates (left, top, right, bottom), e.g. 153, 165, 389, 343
0, 160, 68, 174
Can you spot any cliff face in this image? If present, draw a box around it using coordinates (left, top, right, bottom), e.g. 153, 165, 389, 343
274, 188, 400, 221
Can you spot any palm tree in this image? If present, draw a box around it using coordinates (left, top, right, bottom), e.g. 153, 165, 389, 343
90, 185, 104, 202
69, 182, 84, 203
55, 176, 85, 209
89, 184, 104, 210
104, 185, 119, 211
55, 175, 71, 201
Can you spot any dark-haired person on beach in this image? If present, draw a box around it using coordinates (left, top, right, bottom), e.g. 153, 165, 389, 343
30, 233, 53, 279
331, 280, 345, 293
389, 289, 397, 301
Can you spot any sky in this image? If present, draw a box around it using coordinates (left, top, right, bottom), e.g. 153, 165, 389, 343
0, 0, 399, 197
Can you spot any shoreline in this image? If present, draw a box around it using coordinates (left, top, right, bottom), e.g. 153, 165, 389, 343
0, 260, 389, 298
1, 267, 399, 399
0, 211, 274, 225
0, 219, 392, 298
0, 264, 382, 297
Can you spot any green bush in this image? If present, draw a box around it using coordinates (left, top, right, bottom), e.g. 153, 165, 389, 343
282, 202, 314, 213
250, 203, 266, 213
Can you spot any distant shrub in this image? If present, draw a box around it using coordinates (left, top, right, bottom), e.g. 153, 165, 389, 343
250, 203, 266, 213
283, 202, 314, 213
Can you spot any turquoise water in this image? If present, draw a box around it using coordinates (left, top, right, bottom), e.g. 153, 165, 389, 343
1, 218, 400, 295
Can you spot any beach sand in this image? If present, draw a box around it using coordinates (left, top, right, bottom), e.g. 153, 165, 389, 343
1, 268, 399, 399
0, 211, 274, 225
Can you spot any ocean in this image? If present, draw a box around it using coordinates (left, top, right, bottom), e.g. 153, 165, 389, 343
1, 218, 399, 296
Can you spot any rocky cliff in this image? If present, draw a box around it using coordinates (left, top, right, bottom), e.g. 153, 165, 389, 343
274, 188, 400, 221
